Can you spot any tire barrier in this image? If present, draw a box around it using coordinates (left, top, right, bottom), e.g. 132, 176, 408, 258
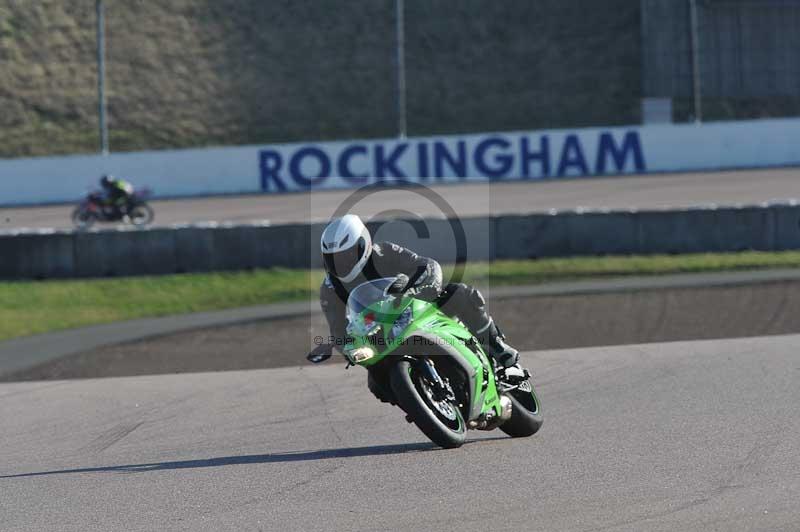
1, 202, 798, 279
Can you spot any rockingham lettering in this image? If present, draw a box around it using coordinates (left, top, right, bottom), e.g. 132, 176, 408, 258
433, 140, 467, 179
595, 131, 646, 174
259, 129, 647, 191
375, 143, 409, 179
338, 144, 369, 183
474, 136, 514, 179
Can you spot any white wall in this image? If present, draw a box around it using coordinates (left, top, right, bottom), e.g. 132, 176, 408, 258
2, 118, 800, 205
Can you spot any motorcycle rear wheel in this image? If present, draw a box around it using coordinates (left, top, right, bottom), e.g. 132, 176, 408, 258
500, 380, 543, 437
390, 359, 466, 449
128, 203, 154, 226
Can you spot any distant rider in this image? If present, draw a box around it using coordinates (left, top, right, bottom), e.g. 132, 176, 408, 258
99, 174, 134, 218
307, 214, 525, 381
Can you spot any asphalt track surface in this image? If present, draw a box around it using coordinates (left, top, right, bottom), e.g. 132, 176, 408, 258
2, 334, 799, 531
3, 167, 800, 231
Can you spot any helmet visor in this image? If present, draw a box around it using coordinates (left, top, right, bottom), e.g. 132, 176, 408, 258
323, 239, 364, 279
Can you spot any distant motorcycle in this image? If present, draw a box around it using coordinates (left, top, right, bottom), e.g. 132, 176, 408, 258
71, 189, 155, 229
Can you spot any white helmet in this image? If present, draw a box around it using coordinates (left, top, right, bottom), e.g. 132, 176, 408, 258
320, 214, 372, 283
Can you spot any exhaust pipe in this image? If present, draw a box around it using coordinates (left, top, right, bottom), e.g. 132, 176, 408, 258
468, 395, 513, 430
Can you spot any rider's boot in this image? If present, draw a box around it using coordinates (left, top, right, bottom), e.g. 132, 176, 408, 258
475, 319, 526, 382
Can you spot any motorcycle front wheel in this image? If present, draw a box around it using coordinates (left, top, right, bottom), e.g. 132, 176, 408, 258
390, 359, 466, 449
71, 206, 97, 230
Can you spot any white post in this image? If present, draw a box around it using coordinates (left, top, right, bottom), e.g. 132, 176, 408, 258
96, 0, 109, 153
395, 0, 407, 138
689, 0, 703, 123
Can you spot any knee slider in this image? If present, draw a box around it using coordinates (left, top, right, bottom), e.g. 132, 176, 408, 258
444, 283, 486, 308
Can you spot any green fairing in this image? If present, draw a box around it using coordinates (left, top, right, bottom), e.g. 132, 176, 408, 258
346, 293, 503, 421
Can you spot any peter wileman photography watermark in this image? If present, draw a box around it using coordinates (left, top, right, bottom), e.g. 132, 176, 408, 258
314, 334, 487, 350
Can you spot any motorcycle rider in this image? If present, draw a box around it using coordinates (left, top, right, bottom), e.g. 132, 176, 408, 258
307, 214, 525, 381
99, 174, 134, 218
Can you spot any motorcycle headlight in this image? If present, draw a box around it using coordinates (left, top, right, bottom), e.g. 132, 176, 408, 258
348, 346, 376, 364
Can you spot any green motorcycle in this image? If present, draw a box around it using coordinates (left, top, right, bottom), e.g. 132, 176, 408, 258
342, 277, 543, 449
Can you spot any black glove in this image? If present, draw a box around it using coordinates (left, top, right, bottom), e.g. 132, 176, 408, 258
387, 274, 411, 295
307, 343, 333, 364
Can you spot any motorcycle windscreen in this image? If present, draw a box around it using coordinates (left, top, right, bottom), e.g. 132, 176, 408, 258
345, 278, 413, 335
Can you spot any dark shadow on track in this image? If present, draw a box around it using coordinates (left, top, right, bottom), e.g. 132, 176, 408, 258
1, 438, 507, 479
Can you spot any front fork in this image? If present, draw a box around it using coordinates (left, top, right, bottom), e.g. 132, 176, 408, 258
417, 358, 455, 403
412, 356, 512, 430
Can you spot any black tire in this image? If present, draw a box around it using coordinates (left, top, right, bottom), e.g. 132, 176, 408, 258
500, 381, 543, 438
390, 359, 466, 449
128, 202, 154, 226
71, 206, 97, 230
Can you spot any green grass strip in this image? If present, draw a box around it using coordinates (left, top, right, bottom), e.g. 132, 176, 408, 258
3, 250, 800, 342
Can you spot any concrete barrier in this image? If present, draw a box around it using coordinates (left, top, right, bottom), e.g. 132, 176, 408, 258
1, 203, 799, 280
